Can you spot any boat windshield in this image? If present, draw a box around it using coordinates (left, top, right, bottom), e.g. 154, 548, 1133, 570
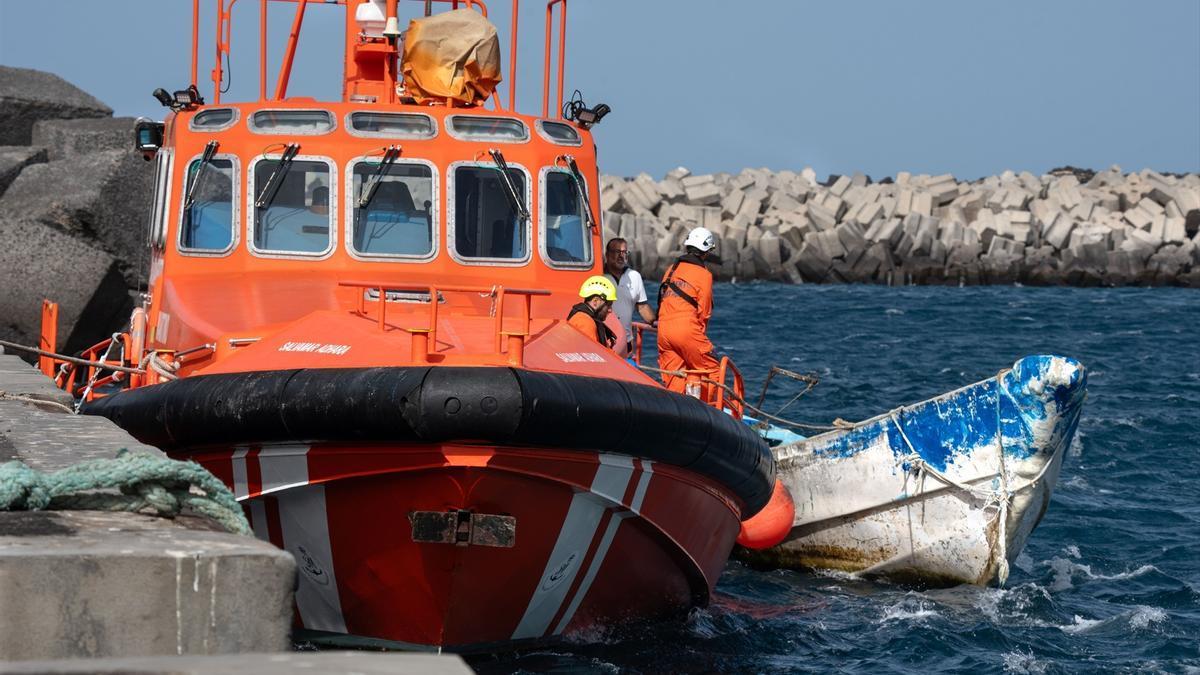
252, 158, 332, 254
543, 171, 591, 264
453, 165, 528, 260
180, 157, 235, 251
351, 161, 434, 257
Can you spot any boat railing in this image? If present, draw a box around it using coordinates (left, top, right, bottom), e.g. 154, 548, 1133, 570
631, 321, 746, 419
338, 280, 551, 366
631, 320, 653, 365
59, 334, 133, 401
712, 356, 746, 419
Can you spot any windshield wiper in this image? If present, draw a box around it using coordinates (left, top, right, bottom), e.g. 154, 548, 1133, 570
183, 140, 220, 210
488, 148, 529, 222
254, 143, 300, 210
358, 145, 401, 209
560, 154, 597, 231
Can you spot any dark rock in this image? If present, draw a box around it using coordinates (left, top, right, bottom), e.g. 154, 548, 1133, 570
0, 145, 48, 199
1046, 165, 1097, 183
0, 66, 111, 145
31, 117, 138, 160
0, 217, 133, 359
0, 149, 153, 284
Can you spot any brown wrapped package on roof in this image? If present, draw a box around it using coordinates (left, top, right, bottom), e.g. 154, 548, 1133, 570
401, 9, 502, 106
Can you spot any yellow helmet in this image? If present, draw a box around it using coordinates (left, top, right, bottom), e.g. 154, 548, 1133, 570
579, 275, 617, 302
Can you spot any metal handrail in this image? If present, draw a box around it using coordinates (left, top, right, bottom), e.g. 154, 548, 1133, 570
339, 280, 550, 365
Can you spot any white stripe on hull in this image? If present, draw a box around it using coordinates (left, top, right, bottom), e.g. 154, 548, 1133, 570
259, 445, 348, 634
258, 444, 311, 495
511, 454, 635, 640
230, 447, 249, 500
552, 461, 654, 635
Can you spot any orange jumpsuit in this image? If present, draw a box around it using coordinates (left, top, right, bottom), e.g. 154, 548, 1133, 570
656, 255, 718, 394
567, 303, 616, 348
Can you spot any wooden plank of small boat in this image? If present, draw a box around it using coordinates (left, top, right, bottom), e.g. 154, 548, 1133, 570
740, 355, 1086, 587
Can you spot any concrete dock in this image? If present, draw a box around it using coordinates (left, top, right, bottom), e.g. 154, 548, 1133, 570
0, 350, 470, 672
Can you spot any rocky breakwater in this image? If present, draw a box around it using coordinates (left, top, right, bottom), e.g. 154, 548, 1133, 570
601, 166, 1200, 287
0, 65, 151, 358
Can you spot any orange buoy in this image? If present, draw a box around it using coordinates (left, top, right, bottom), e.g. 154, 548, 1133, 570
736, 478, 795, 550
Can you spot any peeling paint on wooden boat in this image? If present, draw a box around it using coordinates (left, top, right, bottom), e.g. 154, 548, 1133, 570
741, 355, 1086, 587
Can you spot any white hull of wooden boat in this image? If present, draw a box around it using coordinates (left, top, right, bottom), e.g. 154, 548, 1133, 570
744, 355, 1085, 586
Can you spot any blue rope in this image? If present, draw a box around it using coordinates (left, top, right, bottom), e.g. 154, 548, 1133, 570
0, 449, 250, 535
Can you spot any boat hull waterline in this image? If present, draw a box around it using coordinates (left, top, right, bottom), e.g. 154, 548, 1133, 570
744, 354, 1086, 586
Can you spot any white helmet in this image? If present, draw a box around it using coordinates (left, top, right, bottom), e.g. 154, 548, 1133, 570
684, 227, 716, 253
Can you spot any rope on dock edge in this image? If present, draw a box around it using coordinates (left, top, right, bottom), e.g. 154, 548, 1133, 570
0, 449, 251, 535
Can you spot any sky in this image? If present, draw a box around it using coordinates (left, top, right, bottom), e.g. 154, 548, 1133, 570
1, 0, 1197, 181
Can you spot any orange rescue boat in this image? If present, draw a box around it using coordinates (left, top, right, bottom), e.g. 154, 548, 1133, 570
48, 0, 782, 650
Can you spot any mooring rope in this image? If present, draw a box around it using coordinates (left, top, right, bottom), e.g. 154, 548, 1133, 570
0, 449, 250, 535
635, 363, 853, 431
0, 390, 75, 414
0, 338, 145, 375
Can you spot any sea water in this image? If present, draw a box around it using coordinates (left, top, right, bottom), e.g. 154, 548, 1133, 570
471, 285, 1200, 674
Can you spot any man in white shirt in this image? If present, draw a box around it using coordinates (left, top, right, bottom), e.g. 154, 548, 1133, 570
604, 237, 657, 355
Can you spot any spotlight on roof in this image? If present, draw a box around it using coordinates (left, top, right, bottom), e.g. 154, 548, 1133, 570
572, 103, 610, 129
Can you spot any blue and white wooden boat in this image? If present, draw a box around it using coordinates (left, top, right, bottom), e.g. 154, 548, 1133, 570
743, 355, 1086, 586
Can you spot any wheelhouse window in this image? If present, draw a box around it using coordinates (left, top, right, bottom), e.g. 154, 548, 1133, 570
348, 112, 436, 139
536, 120, 581, 146
249, 109, 334, 134
446, 116, 529, 143
542, 170, 592, 265
452, 165, 528, 261
148, 150, 173, 250
180, 157, 236, 252
189, 108, 238, 131
350, 161, 435, 258
252, 158, 333, 255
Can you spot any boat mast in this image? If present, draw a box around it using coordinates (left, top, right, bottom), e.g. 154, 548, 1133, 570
193, 0, 572, 116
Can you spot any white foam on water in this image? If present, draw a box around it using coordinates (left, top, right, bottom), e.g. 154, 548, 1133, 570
813, 568, 861, 582
1059, 615, 1103, 634
1046, 557, 1077, 591
1063, 475, 1089, 491
1002, 649, 1049, 674
1128, 605, 1168, 630
878, 596, 939, 624
1101, 564, 1158, 581
1067, 433, 1084, 458
1063, 545, 1081, 559
1044, 557, 1159, 592
974, 583, 1056, 628
885, 308, 904, 315
1014, 551, 1036, 573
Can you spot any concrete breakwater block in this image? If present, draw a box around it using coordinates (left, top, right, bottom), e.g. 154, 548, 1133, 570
0, 149, 154, 276
31, 117, 140, 161
0, 652, 474, 674
0, 66, 112, 146
0, 218, 132, 359
0, 359, 297, 660
0, 146, 48, 200
600, 165, 1200, 286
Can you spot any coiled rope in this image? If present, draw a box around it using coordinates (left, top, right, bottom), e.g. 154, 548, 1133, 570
0, 449, 250, 535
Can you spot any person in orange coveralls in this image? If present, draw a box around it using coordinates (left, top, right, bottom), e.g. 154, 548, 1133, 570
567, 275, 619, 348
657, 227, 721, 394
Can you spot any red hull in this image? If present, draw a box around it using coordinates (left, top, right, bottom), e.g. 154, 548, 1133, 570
188, 443, 741, 649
